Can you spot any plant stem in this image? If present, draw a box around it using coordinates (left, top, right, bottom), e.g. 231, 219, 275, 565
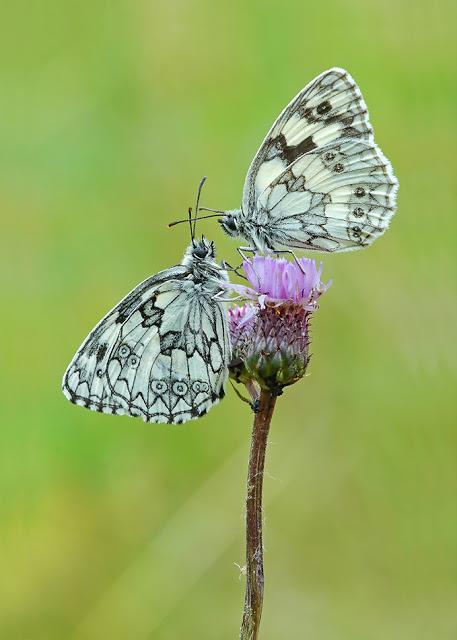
240, 388, 277, 640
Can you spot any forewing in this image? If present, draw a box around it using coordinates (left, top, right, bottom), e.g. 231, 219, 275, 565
242, 68, 373, 214
255, 138, 397, 251
62, 268, 230, 424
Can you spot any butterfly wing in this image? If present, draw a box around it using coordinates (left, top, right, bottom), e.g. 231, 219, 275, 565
242, 68, 374, 215
62, 267, 230, 424
255, 137, 398, 251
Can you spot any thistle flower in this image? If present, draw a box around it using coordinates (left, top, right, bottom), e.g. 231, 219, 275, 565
228, 255, 329, 394
227, 255, 330, 639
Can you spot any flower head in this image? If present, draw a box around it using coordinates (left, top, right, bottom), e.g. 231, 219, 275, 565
228, 255, 329, 393
230, 255, 328, 308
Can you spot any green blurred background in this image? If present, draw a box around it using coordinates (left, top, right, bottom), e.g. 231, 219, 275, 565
1, 1, 455, 638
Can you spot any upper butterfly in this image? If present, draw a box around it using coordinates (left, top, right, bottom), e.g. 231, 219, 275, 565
62, 238, 231, 424
214, 68, 398, 253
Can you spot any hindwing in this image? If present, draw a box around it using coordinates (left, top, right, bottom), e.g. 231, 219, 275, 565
254, 137, 397, 251
62, 267, 230, 424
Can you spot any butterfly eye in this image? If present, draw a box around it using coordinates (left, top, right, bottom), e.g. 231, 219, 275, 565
221, 215, 238, 236
227, 216, 237, 230
193, 244, 208, 259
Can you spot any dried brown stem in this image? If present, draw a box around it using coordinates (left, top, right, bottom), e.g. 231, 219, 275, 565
240, 388, 277, 640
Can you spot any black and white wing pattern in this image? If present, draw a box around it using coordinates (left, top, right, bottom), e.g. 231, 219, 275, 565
62, 240, 231, 425
237, 67, 397, 252
255, 138, 396, 251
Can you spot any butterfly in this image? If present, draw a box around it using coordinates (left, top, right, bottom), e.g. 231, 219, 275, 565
202, 68, 398, 253
62, 236, 231, 424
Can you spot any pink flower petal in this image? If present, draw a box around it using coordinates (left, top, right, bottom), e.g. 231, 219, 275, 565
226, 254, 329, 308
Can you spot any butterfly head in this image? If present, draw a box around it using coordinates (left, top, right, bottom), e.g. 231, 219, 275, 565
182, 237, 226, 283
182, 237, 217, 268
219, 210, 241, 239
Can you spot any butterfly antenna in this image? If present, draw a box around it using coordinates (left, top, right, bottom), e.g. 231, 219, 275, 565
167, 212, 225, 228
199, 207, 226, 214
188, 206, 194, 242
193, 176, 207, 239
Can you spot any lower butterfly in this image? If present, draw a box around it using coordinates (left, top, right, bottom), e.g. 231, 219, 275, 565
63, 178, 231, 425
62, 237, 230, 424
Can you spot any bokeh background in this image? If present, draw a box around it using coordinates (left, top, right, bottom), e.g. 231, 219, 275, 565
1, 1, 456, 638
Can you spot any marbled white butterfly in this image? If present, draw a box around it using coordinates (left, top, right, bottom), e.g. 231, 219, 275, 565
203, 68, 398, 253
63, 193, 231, 424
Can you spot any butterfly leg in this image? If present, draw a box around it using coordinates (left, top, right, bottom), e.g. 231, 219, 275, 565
221, 260, 248, 280
236, 246, 267, 287
272, 249, 306, 273
251, 398, 261, 413
230, 380, 261, 413
230, 380, 253, 406
238, 244, 306, 275
212, 291, 244, 302
236, 246, 257, 262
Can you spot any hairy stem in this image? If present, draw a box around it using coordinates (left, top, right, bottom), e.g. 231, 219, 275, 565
240, 389, 277, 640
